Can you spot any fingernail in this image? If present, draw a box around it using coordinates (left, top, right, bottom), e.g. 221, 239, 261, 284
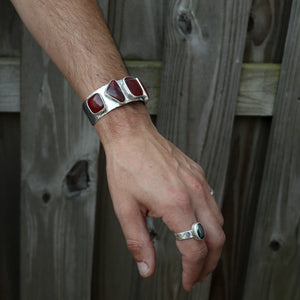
137, 262, 150, 277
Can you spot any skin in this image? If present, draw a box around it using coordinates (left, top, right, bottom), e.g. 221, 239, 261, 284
11, 0, 225, 291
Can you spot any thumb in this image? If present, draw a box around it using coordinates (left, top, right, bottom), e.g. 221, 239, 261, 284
115, 201, 156, 278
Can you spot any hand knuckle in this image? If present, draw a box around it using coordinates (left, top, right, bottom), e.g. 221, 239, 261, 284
126, 239, 145, 254
192, 181, 205, 198
182, 244, 208, 265
172, 189, 191, 210
213, 230, 226, 249
198, 244, 209, 259
186, 244, 208, 261
214, 206, 225, 226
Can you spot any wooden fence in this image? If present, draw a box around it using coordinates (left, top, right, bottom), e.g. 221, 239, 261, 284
0, 0, 299, 299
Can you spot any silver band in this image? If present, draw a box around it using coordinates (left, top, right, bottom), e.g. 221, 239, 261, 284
175, 223, 205, 241
82, 77, 149, 125
210, 189, 214, 196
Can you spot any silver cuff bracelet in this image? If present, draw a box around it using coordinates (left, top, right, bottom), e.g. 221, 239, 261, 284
82, 76, 149, 125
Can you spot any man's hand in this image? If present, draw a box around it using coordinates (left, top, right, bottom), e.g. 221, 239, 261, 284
96, 102, 225, 291
11, 0, 225, 290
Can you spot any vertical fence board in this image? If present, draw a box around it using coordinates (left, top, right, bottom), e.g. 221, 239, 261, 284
243, 1, 300, 298
0, 113, 20, 300
210, 117, 271, 300
105, 0, 166, 60
144, 0, 252, 299
21, 30, 99, 300
0, 0, 21, 56
244, 0, 292, 63
210, 1, 293, 299
0, 1, 21, 299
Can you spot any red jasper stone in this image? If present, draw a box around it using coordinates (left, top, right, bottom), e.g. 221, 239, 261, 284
106, 80, 125, 102
140, 80, 149, 97
87, 93, 104, 113
125, 77, 143, 97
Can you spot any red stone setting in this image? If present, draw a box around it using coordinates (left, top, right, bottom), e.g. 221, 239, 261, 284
125, 77, 144, 97
106, 80, 125, 102
140, 80, 149, 97
87, 93, 104, 113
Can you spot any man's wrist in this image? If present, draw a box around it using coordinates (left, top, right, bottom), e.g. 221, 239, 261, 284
94, 101, 154, 148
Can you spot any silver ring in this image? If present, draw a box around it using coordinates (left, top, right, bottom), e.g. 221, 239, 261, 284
174, 222, 205, 241
210, 189, 214, 196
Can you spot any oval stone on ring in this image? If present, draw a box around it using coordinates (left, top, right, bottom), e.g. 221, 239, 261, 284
192, 223, 206, 240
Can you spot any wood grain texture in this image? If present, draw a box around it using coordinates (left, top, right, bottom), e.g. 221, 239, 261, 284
237, 63, 280, 116
152, 0, 251, 299
157, 0, 252, 194
0, 113, 20, 300
210, 1, 293, 299
0, 0, 21, 56
0, 2, 21, 299
104, 0, 166, 60
210, 116, 271, 300
0, 59, 280, 116
244, 0, 293, 63
0, 58, 20, 112
21, 29, 99, 300
243, 0, 300, 298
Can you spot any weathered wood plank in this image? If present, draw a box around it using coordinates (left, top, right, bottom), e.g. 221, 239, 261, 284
0, 59, 280, 115
243, 0, 300, 298
244, 0, 293, 62
158, 0, 252, 198
21, 29, 99, 300
0, 2, 22, 299
147, 0, 252, 299
104, 0, 166, 60
0, 0, 21, 56
0, 113, 20, 300
210, 116, 271, 300
237, 63, 280, 116
0, 58, 20, 112
211, 1, 293, 299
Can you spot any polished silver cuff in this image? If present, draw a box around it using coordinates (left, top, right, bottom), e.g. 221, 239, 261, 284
82, 76, 149, 125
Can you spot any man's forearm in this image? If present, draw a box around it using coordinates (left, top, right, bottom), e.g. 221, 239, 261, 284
11, 0, 128, 100
11, 0, 152, 144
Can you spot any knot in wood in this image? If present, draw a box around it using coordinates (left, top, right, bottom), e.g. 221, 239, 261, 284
42, 191, 51, 204
247, 14, 254, 32
178, 13, 192, 35
65, 160, 89, 197
269, 240, 281, 252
